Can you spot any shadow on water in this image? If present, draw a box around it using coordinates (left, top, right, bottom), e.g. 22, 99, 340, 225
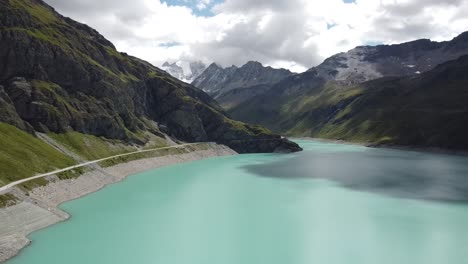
243, 142, 468, 202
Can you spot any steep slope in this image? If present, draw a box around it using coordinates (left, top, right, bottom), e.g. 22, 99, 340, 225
233, 54, 468, 150
192, 61, 294, 109
161, 61, 207, 83
0, 0, 301, 185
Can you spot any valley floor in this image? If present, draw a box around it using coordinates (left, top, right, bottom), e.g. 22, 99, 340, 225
0, 143, 236, 263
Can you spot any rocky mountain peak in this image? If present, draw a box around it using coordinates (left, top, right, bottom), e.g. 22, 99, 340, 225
244, 61, 263, 68
205, 62, 223, 72
161, 60, 207, 83
193, 61, 294, 96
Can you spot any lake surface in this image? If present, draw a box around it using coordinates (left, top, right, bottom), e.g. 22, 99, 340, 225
8, 140, 468, 264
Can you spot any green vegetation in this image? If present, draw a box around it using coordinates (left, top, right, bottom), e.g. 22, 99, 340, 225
30, 80, 79, 114
279, 83, 400, 143
0, 193, 18, 208
141, 133, 169, 150
98, 144, 212, 167
49, 132, 137, 161
148, 71, 162, 78
226, 118, 272, 136
18, 177, 49, 192
57, 167, 88, 180
9, 0, 59, 24
98, 147, 188, 167
0, 123, 76, 187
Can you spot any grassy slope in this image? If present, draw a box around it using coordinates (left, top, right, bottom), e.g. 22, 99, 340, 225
307, 74, 468, 148
0, 126, 170, 189
0, 122, 76, 187
48, 132, 168, 161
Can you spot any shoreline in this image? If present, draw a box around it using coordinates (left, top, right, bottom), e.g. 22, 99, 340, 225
294, 137, 468, 156
0, 143, 237, 263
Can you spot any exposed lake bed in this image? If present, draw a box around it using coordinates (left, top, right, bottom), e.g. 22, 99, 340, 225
7, 140, 468, 264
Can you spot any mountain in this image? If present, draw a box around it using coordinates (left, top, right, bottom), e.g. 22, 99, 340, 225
161, 60, 207, 83
310, 33, 468, 84
229, 32, 468, 150
0, 0, 301, 184
192, 61, 294, 109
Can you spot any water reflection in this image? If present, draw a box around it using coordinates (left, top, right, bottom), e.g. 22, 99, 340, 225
244, 141, 468, 202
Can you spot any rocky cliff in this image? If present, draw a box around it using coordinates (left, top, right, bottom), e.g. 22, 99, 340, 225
0, 0, 301, 160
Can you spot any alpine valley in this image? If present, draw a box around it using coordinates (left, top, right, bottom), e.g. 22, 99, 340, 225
193, 32, 468, 150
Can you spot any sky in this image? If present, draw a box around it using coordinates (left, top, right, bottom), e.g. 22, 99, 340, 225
44, 0, 468, 72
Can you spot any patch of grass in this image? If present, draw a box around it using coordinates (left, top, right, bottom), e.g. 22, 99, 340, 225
98, 147, 189, 168
148, 71, 162, 78
0, 193, 19, 208
57, 167, 88, 180
48, 132, 137, 160
1, 27, 68, 50
119, 72, 140, 83
76, 51, 120, 78
31, 79, 59, 92
141, 133, 169, 150
10, 0, 59, 25
31, 80, 79, 114
18, 177, 49, 192
226, 118, 272, 136
0, 123, 76, 187
104, 46, 125, 60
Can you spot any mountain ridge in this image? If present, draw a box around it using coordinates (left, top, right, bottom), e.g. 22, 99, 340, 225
227, 31, 468, 150
192, 61, 294, 109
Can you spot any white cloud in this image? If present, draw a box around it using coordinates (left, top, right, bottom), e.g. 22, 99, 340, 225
45, 0, 468, 72
196, 0, 212, 10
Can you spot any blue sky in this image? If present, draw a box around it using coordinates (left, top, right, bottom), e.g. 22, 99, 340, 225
162, 0, 223, 16
164, 0, 357, 17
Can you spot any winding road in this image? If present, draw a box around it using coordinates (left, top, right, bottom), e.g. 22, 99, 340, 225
0, 143, 206, 193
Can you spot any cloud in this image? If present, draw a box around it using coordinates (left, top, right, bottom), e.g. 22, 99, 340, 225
213, 0, 300, 13
44, 0, 468, 72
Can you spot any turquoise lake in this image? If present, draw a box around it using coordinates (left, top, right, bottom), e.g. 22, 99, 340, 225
8, 140, 468, 264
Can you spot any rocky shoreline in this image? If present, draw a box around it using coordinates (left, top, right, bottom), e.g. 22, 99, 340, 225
0, 143, 236, 263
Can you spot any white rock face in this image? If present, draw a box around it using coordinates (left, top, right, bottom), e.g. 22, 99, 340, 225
161, 61, 207, 83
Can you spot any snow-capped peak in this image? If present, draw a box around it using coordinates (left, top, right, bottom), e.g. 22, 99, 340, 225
161, 60, 207, 83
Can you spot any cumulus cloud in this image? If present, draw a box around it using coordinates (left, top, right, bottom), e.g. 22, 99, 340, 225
44, 0, 468, 72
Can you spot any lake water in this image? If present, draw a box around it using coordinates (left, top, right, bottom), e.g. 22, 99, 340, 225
8, 140, 468, 264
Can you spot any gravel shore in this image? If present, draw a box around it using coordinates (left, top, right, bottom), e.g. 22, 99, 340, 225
0, 143, 236, 263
